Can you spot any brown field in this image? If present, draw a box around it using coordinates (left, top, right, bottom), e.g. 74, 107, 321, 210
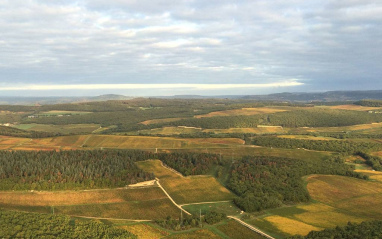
136, 160, 234, 204
0, 187, 179, 220
120, 223, 169, 239
0, 135, 244, 151
0, 187, 165, 206
140, 118, 184, 125
371, 151, 382, 157
54, 198, 178, 220
325, 105, 382, 111
195, 107, 289, 118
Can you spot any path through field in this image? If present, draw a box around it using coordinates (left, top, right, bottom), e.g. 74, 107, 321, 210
155, 178, 191, 215
228, 216, 276, 239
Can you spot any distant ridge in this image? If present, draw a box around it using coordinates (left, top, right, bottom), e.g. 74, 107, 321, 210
0, 90, 381, 105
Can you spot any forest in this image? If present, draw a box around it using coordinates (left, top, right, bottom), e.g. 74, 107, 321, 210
0, 150, 220, 190
227, 156, 365, 212
251, 136, 382, 153
155, 211, 226, 231
0, 209, 136, 238
354, 99, 382, 107
289, 220, 382, 239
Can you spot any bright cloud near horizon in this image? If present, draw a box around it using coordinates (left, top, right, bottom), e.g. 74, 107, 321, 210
0, 0, 381, 96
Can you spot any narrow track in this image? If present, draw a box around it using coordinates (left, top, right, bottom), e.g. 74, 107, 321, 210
155, 178, 191, 215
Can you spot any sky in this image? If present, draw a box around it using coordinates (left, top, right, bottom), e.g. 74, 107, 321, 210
0, 0, 381, 96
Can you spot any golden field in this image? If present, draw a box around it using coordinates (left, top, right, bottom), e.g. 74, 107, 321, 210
136, 160, 234, 204
194, 107, 289, 118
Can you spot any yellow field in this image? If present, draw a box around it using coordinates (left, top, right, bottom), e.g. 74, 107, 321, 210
14, 124, 100, 134
40, 110, 92, 115
136, 160, 234, 204
139, 126, 285, 135
355, 169, 382, 182
0, 135, 244, 151
204, 126, 284, 134
0, 187, 179, 220
303, 122, 382, 133
307, 175, 382, 204
294, 203, 365, 228
140, 118, 184, 125
325, 105, 382, 111
0, 187, 165, 206
265, 215, 322, 236
137, 127, 202, 135
195, 107, 288, 118
120, 223, 169, 239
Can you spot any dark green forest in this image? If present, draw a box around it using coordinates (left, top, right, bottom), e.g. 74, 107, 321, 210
251, 136, 382, 153
0, 210, 136, 239
227, 156, 365, 212
289, 220, 382, 239
160, 109, 382, 130
354, 99, 382, 107
0, 150, 220, 190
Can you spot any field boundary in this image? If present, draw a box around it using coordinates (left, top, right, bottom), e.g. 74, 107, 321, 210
227, 216, 276, 239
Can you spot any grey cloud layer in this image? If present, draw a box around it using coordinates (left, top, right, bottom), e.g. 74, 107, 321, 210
0, 0, 381, 93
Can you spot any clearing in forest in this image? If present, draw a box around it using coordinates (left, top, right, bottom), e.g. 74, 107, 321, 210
136, 160, 234, 205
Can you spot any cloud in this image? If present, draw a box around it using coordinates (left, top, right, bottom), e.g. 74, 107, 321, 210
0, 80, 303, 91
0, 0, 381, 95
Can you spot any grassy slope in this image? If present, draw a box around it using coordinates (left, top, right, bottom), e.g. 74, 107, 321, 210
0, 187, 179, 220
248, 174, 382, 238
136, 160, 234, 205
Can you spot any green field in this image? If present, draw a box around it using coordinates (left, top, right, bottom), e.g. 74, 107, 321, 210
182, 202, 241, 216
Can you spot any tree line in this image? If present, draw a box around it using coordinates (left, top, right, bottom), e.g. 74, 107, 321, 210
355, 152, 382, 171
0, 209, 136, 238
289, 220, 382, 239
155, 211, 226, 231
